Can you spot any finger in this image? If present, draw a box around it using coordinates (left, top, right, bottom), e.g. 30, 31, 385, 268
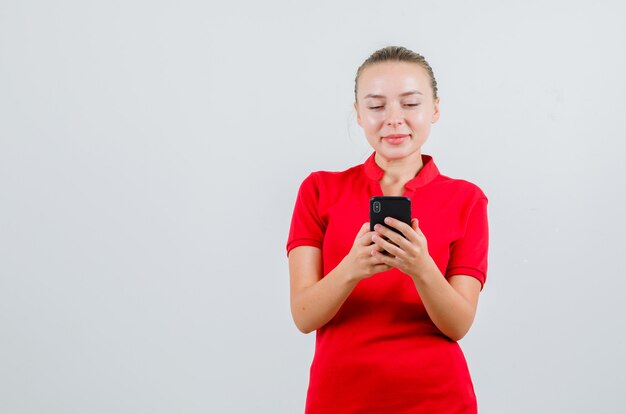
356, 222, 370, 238
354, 223, 371, 244
370, 241, 386, 252
408, 218, 427, 245
369, 252, 390, 266
383, 217, 422, 245
371, 263, 393, 274
367, 241, 388, 256
358, 230, 383, 247
411, 218, 425, 237
383, 217, 415, 238
373, 223, 411, 249
372, 233, 404, 257
371, 249, 396, 266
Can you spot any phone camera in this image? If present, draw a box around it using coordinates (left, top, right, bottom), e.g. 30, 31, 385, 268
373, 201, 381, 213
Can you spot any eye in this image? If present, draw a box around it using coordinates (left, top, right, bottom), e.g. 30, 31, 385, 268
368, 106, 383, 110
405, 103, 420, 107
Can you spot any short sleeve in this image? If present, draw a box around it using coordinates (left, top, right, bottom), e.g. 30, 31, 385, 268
286, 173, 326, 256
445, 196, 489, 290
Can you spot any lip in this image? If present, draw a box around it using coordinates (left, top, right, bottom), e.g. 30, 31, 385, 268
383, 134, 410, 139
382, 134, 410, 145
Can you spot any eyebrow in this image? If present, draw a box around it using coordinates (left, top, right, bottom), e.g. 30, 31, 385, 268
363, 90, 423, 99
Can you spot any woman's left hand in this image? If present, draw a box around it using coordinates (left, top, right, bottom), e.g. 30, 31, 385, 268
371, 217, 435, 280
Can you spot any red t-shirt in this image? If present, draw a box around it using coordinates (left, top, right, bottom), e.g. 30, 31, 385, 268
287, 152, 489, 413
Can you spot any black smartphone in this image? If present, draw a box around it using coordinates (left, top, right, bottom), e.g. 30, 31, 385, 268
369, 196, 412, 235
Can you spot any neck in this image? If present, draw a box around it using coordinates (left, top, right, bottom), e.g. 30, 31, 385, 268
375, 151, 424, 185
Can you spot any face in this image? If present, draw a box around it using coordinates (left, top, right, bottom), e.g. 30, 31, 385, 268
354, 61, 440, 161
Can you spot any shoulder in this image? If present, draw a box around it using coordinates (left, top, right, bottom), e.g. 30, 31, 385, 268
430, 169, 488, 212
299, 162, 365, 192
439, 173, 486, 197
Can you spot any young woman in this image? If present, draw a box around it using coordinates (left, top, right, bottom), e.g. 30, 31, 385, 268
286, 46, 489, 413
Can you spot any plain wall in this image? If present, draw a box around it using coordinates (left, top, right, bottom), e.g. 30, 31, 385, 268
1, 1, 625, 413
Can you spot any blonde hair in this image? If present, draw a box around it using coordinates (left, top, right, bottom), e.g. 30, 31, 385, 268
354, 46, 438, 102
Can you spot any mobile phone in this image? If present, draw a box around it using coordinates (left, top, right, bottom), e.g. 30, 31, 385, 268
369, 196, 412, 235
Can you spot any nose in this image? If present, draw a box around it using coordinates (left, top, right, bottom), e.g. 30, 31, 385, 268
385, 103, 404, 126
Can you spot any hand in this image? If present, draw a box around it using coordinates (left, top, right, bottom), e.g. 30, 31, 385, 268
371, 217, 435, 280
340, 222, 393, 282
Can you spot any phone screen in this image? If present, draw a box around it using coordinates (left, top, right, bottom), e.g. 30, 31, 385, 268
369, 196, 412, 233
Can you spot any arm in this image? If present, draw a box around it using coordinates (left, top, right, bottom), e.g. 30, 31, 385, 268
288, 246, 357, 334
372, 217, 482, 341
289, 223, 392, 334
409, 266, 481, 341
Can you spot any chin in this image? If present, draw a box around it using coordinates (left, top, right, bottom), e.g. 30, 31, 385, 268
376, 145, 420, 161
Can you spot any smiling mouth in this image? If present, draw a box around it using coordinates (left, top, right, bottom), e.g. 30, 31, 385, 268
382, 134, 410, 144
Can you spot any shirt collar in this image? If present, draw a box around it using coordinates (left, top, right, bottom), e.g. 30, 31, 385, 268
363, 151, 440, 190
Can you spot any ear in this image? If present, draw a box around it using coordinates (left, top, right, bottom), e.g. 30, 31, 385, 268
354, 101, 362, 126
431, 97, 440, 124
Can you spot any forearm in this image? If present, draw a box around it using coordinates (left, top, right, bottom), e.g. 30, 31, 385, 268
291, 261, 359, 334
410, 260, 476, 341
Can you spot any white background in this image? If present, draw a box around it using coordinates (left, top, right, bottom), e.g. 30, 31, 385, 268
1, 1, 625, 413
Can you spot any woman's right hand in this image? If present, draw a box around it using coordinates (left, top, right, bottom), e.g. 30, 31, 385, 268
340, 222, 393, 282
289, 222, 392, 333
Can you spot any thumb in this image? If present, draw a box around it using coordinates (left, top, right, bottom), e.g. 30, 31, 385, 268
411, 218, 426, 240
411, 218, 421, 232
357, 222, 370, 238
353, 222, 371, 245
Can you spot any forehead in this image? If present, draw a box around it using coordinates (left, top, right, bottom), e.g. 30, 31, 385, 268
358, 61, 430, 98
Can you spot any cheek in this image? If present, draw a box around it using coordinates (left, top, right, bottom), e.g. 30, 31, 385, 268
406, 113, 431, 128
361, 114, 383, 129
